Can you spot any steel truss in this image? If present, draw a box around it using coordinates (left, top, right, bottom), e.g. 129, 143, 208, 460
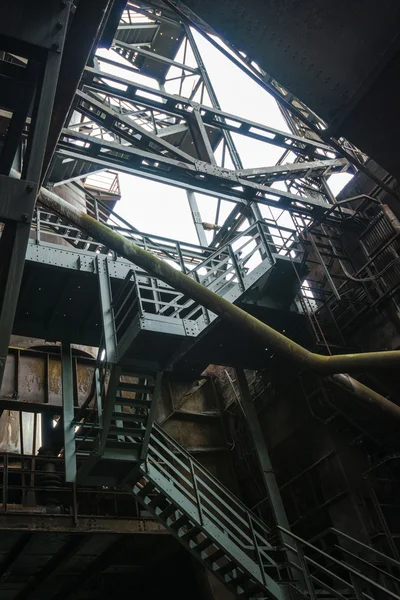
45, 0, 356, 255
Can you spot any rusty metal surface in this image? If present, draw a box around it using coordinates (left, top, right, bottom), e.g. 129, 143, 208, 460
0, 513, 166, 533
0, 347, 94, 454
1, 347, 94, 407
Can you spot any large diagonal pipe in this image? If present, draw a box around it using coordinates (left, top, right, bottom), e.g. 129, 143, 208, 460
36, 185, 400, 421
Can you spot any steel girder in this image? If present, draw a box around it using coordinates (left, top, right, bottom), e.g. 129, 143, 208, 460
82, 66, 336, 160
54, 129, 333, 218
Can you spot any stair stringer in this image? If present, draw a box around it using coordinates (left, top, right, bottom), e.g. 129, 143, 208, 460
129, 461, 290, 600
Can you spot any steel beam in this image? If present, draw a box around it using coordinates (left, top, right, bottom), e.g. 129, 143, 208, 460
112, 39, 199, 73
0, 62, 38, 176
55, 131, 331, 216
188, 108, 217, 164
187, 190, 208, 246
42, 0, 112, 178
83, 67, 335, 158
97, 255, 117, 364
0, 514, 166, 533
236, 158, 349, 181
75, 89, 197, 164
61, 342, 77, 483
165, 0, 400, 203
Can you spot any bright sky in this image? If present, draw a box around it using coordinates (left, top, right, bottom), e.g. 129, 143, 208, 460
95, 28, 352, 246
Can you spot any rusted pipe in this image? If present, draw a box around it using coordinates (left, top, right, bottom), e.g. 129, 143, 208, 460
331, 374, 400, 423
37, 185, 400, 377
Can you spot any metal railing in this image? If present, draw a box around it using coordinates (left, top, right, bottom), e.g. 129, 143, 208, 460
139, 423, 400, 599
144, 424, 285, 581
279, 526, 400, 600
83, 170, 121, 196
33, 189, 400, 358
0, 451, 144, 520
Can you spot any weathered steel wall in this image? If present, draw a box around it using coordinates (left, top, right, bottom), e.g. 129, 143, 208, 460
0, 347, 95, 453
180, 0, 400, 179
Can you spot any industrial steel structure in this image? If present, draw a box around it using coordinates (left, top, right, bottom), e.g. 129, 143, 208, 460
1, 2, 400, 599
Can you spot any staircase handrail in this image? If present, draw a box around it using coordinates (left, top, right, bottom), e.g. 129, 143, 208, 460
278, 526, 400, 600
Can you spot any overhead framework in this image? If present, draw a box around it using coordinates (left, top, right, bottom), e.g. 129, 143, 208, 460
46, 0, 355, 250
165, 0, 400, 200
1, 3, 400, 600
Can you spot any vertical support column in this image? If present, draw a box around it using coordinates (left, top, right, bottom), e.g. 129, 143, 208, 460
235, 368, 304, 589
187, 190, 208, 247
0, 5, 69, 391
62, 342, 77, 483
235, 368, 290, 532
0, 212, 32, 385
97, 255, 117, 364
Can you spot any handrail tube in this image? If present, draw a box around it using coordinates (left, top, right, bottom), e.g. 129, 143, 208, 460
328, 527, 400, 570
286, 552, 373, 600
37, 185, 400, 381
337, 546, 400, 586
280, 529, 400, 599
151, 424, 272, 535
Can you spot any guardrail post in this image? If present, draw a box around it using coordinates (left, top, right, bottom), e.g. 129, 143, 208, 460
295, 541, 317, 600
228, 245, 245, 292
189, 460, 203, 526
246, 511, 267, 587
96, 255, 117, 364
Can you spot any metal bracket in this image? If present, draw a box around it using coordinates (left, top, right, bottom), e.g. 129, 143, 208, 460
0, 175, 37, 223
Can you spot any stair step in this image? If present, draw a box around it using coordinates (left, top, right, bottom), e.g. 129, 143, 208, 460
112, 412, 147, 423
171, 514, 190, 531
137, 481, 155, 498
159, 503, 176, 520
238, 580, 259, 595
121, 369, 156, 380
216, 561, 236, 576
118, 382, 155, 394
105, 440, 142, 450
230, 572, 250, 586
206, 548, 225, 564
181, 526, 201, 541
116, 397, 152, 409
108, 426, 145, 437
195, 538, 214, 553
77, 423, 100, 430
148, 494, 164, 510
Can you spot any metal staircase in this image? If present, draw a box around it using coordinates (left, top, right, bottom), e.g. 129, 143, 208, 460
123, 423, 399, 600
75, 354, 162, 486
